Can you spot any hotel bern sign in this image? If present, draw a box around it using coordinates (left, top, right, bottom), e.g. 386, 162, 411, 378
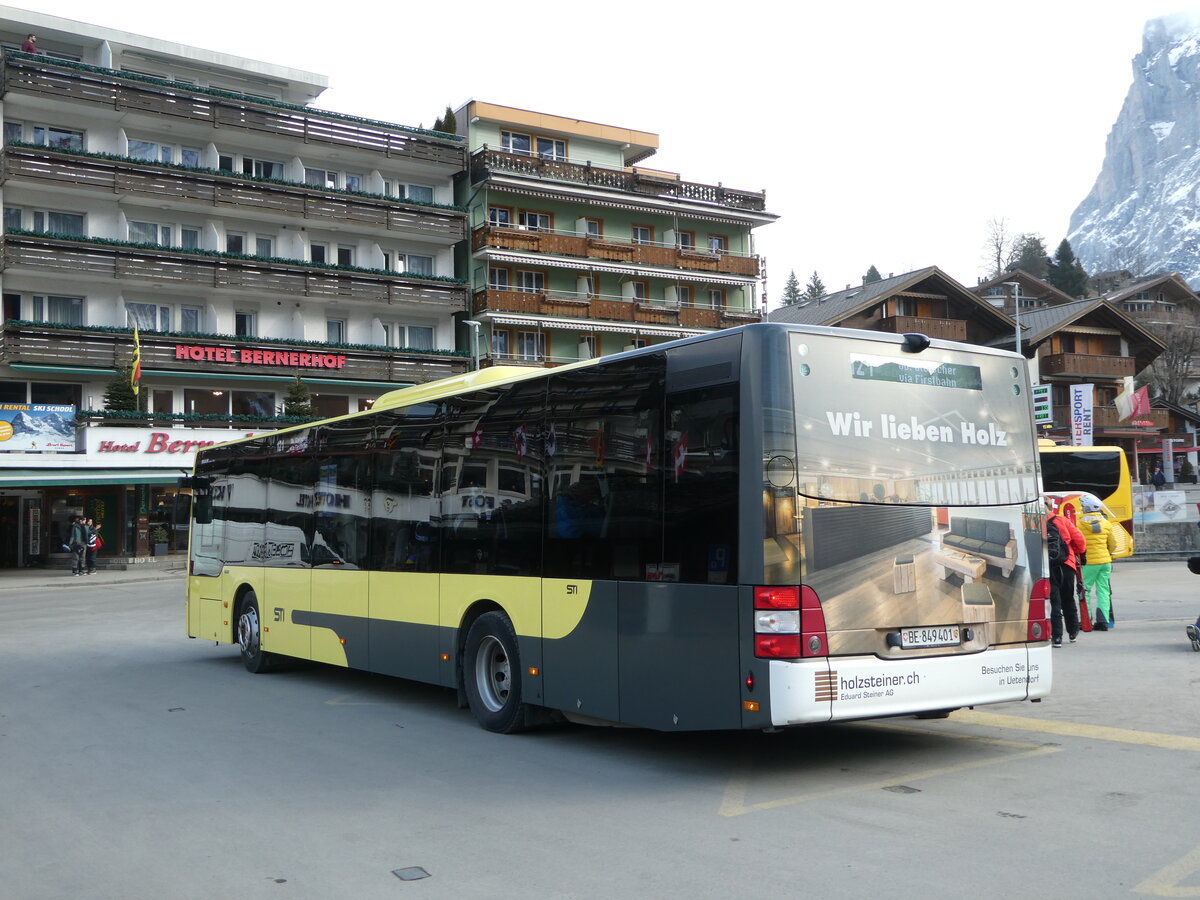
174, 343, 347, 370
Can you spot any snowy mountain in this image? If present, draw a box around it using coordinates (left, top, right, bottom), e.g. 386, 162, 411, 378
1068, 14, 1200, 284
9, 410, 74, 438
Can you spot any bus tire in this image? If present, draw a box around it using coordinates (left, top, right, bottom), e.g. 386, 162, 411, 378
463, 611, 527, 733
236, 591, 275, 674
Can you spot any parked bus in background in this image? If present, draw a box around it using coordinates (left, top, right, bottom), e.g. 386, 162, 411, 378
184, 324, 1051, 733
1038, 441, 1134, 537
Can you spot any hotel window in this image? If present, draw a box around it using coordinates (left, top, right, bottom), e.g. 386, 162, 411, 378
585, 218, 602, 238
501, 130, 532, 156
235, 310, 257, 337
491, 329, 510, 358
181, 228, 200, 249
233, 391, 276, 417
226, 232, 245, 254
180, 306, 203, 332
345, 174, 363, 192
488, 206, 512, 227
398, 183, 433, 203
677, 231, 695, 250
519, 211, 551, 232
185, 388, 228, 416
126, 302, 172, 331
337, 245, 355, 266
305, 168, 339, 189
310, 242, 328, 264
255, 236, 274, 257
677, 285, 692, 306
536, 137, 567, 160
579, 335, 597, 359
128, 221, 172, 246
632, 225, 652, 245
327, 319, 346, 344
517, 331, 545, 361
32, 125, 84, 151
32, 295, 84, 326
2, 207, 20, 231
708, 288, 726, 308
3, 121, 23, 144
151, 390, 174, 414
129, 139, 201, 166
390, 253, 434, 276
382, 323, 435, 350
630, 281, 648, 301
243, 156, 283, 179
32, 210, 85, 236
489, 267, 510, 290
707, 234, 728, 253
516, 270, 545, 292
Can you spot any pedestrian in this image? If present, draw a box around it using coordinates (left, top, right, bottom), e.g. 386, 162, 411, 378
1045, 497, 1086, 647
68, 515, 87, 576
1079, 495, 1119, 630
85, 519, 102, 575
21, 33, 41, 54
1153, 465, 1167, 488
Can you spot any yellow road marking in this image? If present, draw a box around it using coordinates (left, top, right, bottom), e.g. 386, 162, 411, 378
719, 726, 1057, 817
1134, 844, 1200, 897
952, 709, 1200, 752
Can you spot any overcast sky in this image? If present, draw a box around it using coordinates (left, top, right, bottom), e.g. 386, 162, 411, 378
21, 0, 1190, 306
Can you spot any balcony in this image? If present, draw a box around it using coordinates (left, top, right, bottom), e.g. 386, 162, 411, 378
0, 322, 470, 385
1, 233, 468, 310
2, 51, 464, 168
1050, 404, 1168, 430
471, 148, 768, 213
3, 146, 467, 242
1040, 353, 1136, 379
473, 288, 761, 330
471, 225, 760, 277
876, 316, 968, 342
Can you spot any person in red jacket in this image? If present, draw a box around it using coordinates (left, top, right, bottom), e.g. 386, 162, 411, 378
1045, 496, 1087, 647
21, 34, 41, 54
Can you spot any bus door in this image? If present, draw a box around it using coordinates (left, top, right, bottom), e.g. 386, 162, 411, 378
260, 435, 315, 661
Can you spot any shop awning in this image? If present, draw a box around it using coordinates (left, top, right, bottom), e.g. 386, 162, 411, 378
0, 468, 185, 487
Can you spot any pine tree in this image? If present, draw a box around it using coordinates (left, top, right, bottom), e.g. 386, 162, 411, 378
863, 265, 882, 284
802, 271, 827, 305
780, 270, 802, 305
1007, 233, 1049, 278
1046, 238, 1089, 298
440, 105, 457, 135
103, 365, 142, 412
283, 375, 313, 418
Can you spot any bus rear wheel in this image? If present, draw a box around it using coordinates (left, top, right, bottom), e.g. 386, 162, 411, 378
463, 611, 527, 733
236, 591, 275, 674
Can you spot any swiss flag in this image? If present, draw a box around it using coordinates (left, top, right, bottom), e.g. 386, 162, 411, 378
1131, 386, 1151, 417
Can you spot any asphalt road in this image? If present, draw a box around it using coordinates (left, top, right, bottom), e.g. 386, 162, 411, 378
2, 562, 1200, 900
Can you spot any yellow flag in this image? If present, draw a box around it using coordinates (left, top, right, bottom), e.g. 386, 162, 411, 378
131, 324, 142, 395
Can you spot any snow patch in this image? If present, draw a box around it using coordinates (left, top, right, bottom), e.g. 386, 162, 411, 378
1151, 120, 1176, 141
1169, 37, 1200, 67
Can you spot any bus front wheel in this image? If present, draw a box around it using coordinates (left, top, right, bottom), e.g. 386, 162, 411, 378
237, 591, 275, 674
463, 612, 527, 733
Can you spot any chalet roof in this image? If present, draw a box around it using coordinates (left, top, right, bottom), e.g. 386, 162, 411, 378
1105, 272, 1199, 304
972, 270, 1081, 306
768, 266, 1015, 330
986, 297, 1166, 370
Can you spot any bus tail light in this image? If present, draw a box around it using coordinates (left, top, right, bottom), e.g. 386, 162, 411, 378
1028, 578, 1051, 642
754, 586, 827, 659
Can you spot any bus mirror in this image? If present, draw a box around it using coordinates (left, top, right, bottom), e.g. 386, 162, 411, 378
171, 494, 192, 526
193, 495, 212, 525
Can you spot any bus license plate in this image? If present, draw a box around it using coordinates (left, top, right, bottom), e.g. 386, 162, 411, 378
900, 626, 961, 649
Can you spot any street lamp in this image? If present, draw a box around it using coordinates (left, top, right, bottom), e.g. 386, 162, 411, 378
1002, 281, 1022, 355
463, 319, 481, 371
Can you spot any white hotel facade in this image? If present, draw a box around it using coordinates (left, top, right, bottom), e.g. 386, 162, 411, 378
0, 7, 469, 565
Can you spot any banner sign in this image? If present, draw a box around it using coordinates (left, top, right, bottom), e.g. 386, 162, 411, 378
174, 344, 347, 370
1070, 384, 1093, 446
86, 427, 267, 465
0, 404, 77, 452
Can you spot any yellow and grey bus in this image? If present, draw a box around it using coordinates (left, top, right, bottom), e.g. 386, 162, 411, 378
185, 323, 1051, 733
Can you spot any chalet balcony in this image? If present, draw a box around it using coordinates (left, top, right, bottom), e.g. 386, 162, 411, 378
471, 225, 760, 278
473, 288, 761, 330
470, 148, 768, 213
1, 51, 464, 168
3, 146, 467, 242
0, 233, 468, 310
1040, 353, 1136, 378
1050, 404, 1168, 431
0, 322, 470, 385
876, 315, 968, 342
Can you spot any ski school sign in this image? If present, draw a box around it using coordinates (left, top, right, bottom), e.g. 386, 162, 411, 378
174, 344, 347, 370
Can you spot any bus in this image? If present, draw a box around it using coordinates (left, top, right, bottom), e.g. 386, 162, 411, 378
1038, 441, 1134, 536
184, 323, 1051, 733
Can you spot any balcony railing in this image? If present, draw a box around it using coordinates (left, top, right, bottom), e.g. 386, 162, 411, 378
1040, 353, 1136, 378
1, 51, 464, 168
1049, 404, 1168, 430
3, 146, 467, 242
876, 315, 968, 342
471, 225, 760, 277
473, 288, 761, 330
0, 322, 470, 385
1, 233, 468, 310
471, 148, 768, 212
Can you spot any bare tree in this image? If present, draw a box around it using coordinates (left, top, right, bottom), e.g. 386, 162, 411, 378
980, 217, 1011, 280
1144, 306, 1200, 405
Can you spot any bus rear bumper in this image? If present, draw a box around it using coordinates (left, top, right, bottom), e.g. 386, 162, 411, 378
767, 644, 1052, 726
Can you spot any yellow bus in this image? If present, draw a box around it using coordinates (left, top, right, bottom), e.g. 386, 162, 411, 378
185, 324, 1051, 732
1037, 441, 1134, 536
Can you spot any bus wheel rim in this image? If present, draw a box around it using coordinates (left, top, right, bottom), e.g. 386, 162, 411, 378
474, 634, 510, 713
237, 606, 260, 656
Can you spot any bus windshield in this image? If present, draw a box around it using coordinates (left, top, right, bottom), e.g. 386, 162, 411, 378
783, 332, 1040, 505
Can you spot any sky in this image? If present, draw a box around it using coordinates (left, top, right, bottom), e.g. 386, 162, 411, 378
18, 0, 1193, 307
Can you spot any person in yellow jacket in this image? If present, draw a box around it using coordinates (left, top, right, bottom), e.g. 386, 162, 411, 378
1079, 495, 1118, 630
